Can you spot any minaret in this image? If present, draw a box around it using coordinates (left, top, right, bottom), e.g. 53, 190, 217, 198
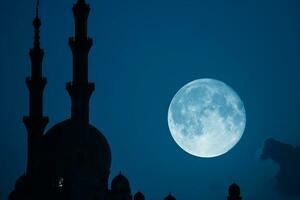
23, 0, 48, 177
67, 0, 94, 126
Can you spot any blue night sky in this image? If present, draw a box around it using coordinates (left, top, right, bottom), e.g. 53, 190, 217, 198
1, 0, 300, 199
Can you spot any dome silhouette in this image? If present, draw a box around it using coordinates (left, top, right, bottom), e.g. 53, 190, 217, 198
164, 193, 176, 200
229, 183, 240, 196
134, 192, 145, 200
111, 173, 131, 193
14, 175, 28, 189
228, 183, 242, 200
43, 119, 111, 174
37, 119, 112, 199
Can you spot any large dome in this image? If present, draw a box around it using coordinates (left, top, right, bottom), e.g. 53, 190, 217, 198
38, 119, 111, 194
43, 119, 111, 171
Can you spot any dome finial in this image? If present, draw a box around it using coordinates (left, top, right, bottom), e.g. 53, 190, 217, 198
77, 0, 86, 4
33, 0, 41, 28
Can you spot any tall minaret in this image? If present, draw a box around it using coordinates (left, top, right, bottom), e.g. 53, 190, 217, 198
23, 0, 48, 177
67, 0, 94, 126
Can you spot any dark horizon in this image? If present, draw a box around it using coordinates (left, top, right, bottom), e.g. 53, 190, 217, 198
1, 0, 300, 199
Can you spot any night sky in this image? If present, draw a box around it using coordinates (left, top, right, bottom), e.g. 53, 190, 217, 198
1, 0, 300, 199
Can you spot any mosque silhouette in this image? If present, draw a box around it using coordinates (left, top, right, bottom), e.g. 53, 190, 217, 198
8, 1, 242, 200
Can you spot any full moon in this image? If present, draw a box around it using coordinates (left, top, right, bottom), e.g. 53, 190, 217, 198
168, 79, 246, 158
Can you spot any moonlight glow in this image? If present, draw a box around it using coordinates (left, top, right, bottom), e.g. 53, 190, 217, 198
168, 79, 246, 158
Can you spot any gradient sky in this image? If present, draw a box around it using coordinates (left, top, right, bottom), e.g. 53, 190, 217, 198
1, 0, 300, 199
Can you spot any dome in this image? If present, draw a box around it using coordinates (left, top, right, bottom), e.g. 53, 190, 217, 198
111, 173, 131, 193
164, 193, 176, 200
228, 183, 240, 196
134, 192, 145, 200
9, 175, 31, 200
43, 119, 111, 170
39, 119, 111, 192
15, 175, 27, 189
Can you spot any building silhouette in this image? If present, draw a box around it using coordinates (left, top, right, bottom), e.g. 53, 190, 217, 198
227, 183, 242, 200
9, 0, 111, 200
163, 193, 176, 200
134, 192, 145, 200
109, 173, 132, 200
8, 1, 243, 200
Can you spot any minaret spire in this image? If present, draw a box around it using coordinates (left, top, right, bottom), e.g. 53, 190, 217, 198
36, 0, 40, 18
23, 0, 48, 177
33, 0, 41, 51
67, 0, 94, 125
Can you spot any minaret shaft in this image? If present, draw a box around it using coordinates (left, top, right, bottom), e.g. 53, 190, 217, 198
75, 16, 88, 40
67, 0, 94, 125
28, 48, 46, 117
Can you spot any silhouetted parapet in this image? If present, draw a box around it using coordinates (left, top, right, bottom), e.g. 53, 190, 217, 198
164, 193, 176, 200
110, 173, 132, 200
227, 183, 242, 200
8, 175, 32, 200
134, 192, 145, 200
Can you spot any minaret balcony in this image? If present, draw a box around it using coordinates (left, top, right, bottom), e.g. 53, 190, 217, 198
66, 81, 95, 100
69, 37, 93, 53
23, 116, 49, 134
25, 77, 47, 91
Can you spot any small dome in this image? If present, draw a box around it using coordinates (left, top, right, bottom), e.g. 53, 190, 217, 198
134, 191, 145, 200
111, 173, 131, 193
164, 193, 176, 200
15, 175, 28, 189
228, 183, 240, 196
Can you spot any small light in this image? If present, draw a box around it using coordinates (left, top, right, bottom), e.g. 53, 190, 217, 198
58, 177, 64, 188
